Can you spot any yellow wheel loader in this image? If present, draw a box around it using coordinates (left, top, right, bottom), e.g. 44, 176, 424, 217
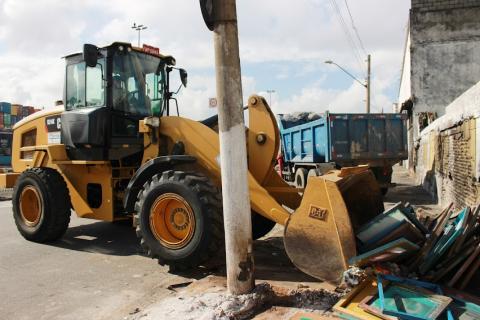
1, 42, 384, 285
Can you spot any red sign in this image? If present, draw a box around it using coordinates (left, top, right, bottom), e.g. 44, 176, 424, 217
143, 44, 160, 55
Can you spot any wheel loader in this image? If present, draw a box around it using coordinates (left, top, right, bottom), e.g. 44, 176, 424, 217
0, 42, 384, 285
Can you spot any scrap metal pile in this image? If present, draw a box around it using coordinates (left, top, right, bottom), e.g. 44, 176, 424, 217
333, 202, 480, 319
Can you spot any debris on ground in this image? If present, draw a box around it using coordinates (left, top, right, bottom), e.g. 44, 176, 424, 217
0, 187, 12, 200
342, 266, 368, 288
335, 202, 480, 319
129, 281, 341, 320
167, 281, 194, 292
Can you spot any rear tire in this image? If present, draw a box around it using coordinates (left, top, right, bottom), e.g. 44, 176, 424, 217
307, 169, 318, 181
12, 167, 71, 242
134, 171, 224, 269
295, 168, 307, 188
252, 211, 276, 240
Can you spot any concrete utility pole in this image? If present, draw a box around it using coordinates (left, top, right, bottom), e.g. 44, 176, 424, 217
201, 0, 254, 294
366, 54, 371, 113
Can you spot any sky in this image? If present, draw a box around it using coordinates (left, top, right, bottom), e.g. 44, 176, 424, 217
0, 0, 410, 120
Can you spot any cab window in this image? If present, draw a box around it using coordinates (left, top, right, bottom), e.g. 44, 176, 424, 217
112, 51, 165, 116
86, 62, 105, 106
66, 63, 85, 109
66, 60, 105, 110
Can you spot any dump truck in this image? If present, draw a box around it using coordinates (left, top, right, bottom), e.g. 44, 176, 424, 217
0, 42, 385, 285
277, 112, 408, 194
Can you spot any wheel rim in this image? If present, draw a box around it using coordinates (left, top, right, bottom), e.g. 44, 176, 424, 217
149, 193, 195, 249
19, 185, 42, 227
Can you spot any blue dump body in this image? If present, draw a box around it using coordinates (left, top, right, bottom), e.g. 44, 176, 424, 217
278, 113, 408, 165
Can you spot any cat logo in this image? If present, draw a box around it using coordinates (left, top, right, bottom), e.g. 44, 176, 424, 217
308, 205, 328, 221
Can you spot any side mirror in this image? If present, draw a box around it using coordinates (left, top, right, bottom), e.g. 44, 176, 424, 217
200, 0, 215, 31
179, 69, 188, 88
83, 44, 99, 68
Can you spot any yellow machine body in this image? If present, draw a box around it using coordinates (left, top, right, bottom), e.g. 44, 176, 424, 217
2, 94, 383, 285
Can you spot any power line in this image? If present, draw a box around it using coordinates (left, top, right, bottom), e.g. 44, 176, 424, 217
343, 0, 367, 55
331, 0, 363, 65
328, 0, 364, 70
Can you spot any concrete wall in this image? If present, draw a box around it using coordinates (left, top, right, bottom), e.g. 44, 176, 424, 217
399, 29, 412, 104
410, 5, 480, 118
415, 81, 480, 208
398, 29, 413, 169
412, 0, 480, 11
399, 1, 480, 173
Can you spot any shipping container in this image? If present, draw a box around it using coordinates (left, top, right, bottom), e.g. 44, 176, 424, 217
0, 130, 12, 166
4, 114, 11, 128
277, 112, 408, 193
0, 102, 11, 114
11, 104, 21, 116
21, 106, 29, 117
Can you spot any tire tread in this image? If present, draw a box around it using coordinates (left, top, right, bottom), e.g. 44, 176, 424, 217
134, 170, 224, 269
13, 167, 71, 242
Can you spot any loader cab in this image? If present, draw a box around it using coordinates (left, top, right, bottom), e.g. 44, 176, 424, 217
61, 42, 179, 162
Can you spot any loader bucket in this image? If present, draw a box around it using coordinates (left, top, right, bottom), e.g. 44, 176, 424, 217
284, 167, 384, 285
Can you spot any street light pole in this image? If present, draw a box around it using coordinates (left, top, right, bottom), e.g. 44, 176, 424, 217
325, 56, 371, 113
131, 23, 147, 47
366, 54, 371, 114
266, 89, 275, 107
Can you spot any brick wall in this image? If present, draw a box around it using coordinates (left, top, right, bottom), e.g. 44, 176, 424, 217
412, 0, 480, 11
437, 121, 479, 208
415, 120, 480, 209
414, 81, 480, 209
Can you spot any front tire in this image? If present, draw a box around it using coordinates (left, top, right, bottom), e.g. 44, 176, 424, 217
12, 168, 71, 242
134, 171, 224, 269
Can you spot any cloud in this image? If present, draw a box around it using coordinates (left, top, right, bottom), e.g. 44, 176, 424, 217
0, 0, 410, 116
273, 76, 394, 116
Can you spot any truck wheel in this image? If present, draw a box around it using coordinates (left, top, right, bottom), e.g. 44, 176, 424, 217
295, 168, 307, 188
307, 169, 318, 180
134, 171, 224, 269
12, 168, 71, 242
252, 211, 276, 240
381, 187, 389, 196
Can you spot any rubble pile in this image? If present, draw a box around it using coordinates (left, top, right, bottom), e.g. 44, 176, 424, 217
131, 283, 340, 320
334, 202, 480, 320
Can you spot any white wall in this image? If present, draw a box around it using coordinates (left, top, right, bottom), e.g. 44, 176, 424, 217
398, 29, 411, 105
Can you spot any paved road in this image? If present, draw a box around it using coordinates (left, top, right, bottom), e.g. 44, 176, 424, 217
0, 202, 190, 320
0, 201, 318, 320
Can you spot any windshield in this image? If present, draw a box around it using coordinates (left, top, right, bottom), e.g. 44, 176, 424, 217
112, 50, 165, 116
